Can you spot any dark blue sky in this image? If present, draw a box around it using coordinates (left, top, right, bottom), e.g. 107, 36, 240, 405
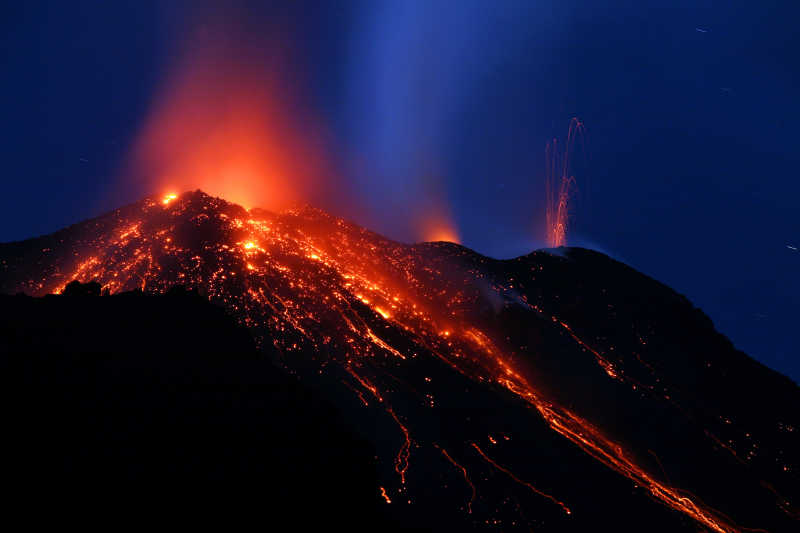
1, 1, 798, 380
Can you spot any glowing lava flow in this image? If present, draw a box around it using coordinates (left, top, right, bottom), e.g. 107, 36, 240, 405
492, 363, 756, 533
545, 118, 584, 247
471, 442, 571, 516
434, 444, 477, 514
345, 365, 412, 486
15, 191, 784, 532
388, 408, 412, 485
522, 292, 798, 524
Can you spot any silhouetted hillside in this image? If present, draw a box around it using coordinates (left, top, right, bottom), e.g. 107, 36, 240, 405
1, 284, 390, 530
1, 191, 797, 531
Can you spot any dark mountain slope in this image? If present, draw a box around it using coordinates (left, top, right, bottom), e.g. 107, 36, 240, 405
0, 190, 797, 532
0, 285, 392, 530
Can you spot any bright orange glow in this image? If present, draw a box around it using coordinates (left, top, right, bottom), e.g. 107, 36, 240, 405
418, 209, 460, 244
243, 242, 256, 250
162, 193, 178, 205
126, 22, 331, 211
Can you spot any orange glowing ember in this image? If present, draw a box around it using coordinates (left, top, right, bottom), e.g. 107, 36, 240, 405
418, 209, 460, 244
162, 193, 178, 205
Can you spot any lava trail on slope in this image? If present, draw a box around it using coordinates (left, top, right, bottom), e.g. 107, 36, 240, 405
1, 190, 797, 532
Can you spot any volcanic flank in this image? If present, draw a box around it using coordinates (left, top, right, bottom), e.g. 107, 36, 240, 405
1, 190, 798, 532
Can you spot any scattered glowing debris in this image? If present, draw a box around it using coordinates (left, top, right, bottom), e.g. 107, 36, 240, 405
379, 487, 392, 504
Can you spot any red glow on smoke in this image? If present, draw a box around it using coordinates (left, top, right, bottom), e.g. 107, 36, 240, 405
127, 22, 331, 212
418, 206, 460, 244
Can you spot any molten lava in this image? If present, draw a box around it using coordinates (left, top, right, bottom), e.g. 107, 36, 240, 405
435, 444, 477, 514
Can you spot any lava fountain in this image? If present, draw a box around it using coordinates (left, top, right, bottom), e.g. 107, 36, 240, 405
545, 118, 585, 247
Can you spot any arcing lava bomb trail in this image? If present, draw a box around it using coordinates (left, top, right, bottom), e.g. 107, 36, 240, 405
545, 118, 585, 248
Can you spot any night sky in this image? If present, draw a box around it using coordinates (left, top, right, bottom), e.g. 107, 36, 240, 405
2, 1, 798, 381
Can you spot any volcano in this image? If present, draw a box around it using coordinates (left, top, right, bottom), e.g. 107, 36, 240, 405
1, 190, 797, 532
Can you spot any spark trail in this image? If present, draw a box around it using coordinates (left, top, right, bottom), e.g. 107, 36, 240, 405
545, 118, 585, 247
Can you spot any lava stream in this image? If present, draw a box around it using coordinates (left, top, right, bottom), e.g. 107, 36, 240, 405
471, 441, 571, 516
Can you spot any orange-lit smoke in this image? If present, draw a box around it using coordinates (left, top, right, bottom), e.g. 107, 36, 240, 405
126, 20, 331, 211
418, 207, 460, 244
126, 9, 461, 245
412, 173, 460, 244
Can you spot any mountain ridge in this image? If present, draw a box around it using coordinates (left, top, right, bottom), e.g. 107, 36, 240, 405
1, 190, 797, 532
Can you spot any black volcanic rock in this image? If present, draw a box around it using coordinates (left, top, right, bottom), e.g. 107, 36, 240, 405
0, 191, 798, 532
0, 285, 389, 530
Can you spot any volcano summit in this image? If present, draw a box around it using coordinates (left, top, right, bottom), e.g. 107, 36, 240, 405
1, 191, 797, 532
